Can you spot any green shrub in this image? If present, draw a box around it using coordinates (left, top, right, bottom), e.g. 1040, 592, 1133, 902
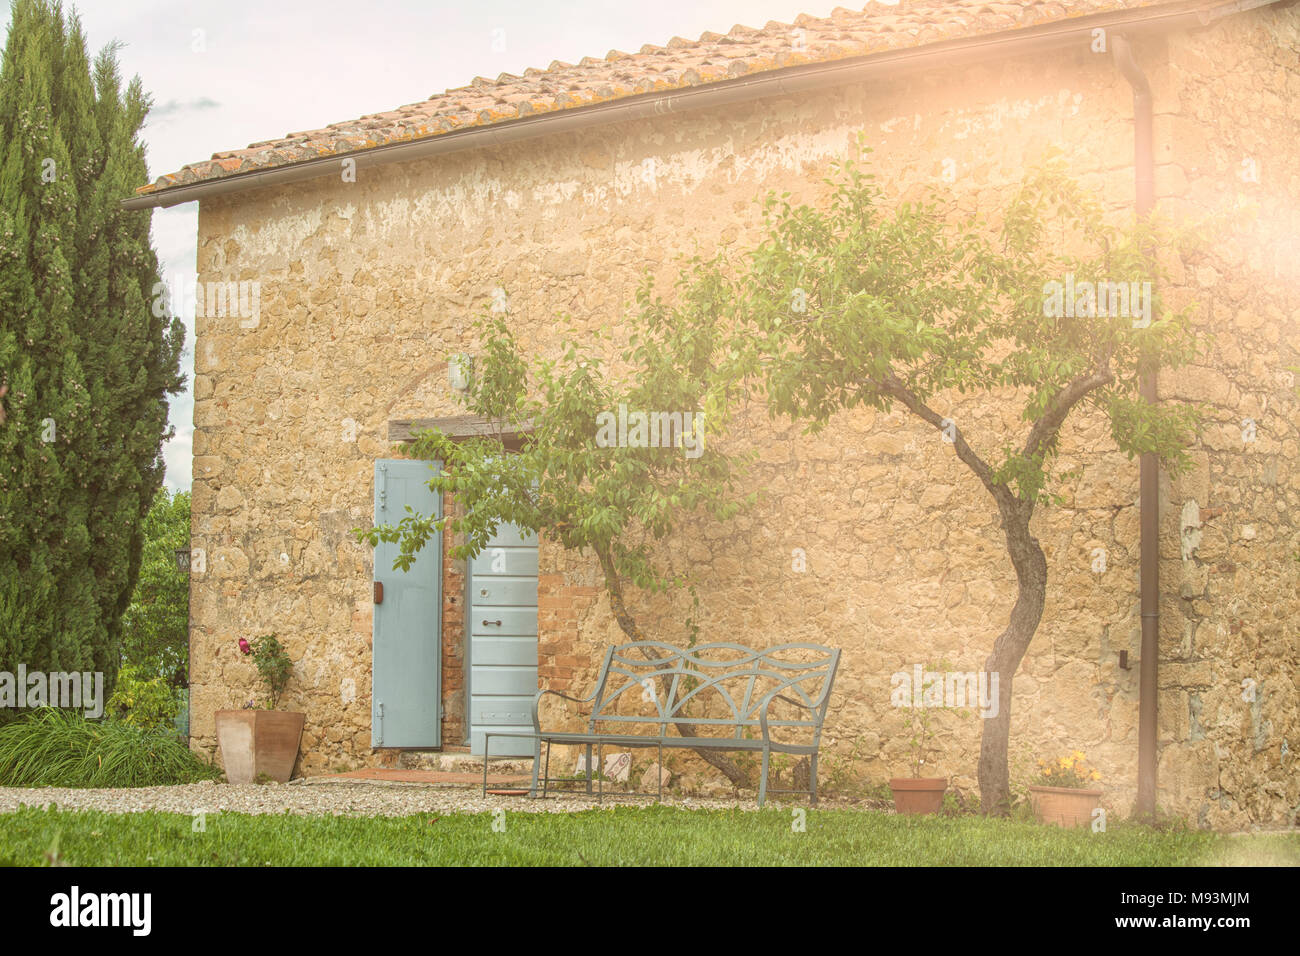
106, 664, 179, 731
0, 708, 221, 788
120, 489, 191, 688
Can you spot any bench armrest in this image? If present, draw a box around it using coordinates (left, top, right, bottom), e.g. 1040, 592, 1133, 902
532, 687, 599, 733
758, 692, 825, 743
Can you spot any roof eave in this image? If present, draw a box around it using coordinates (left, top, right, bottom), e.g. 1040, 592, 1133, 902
122, 0, 1278, 210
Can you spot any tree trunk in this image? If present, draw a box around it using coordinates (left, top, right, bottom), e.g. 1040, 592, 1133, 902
593, 545, 751, 789
978, 511, 1048, 815
882, 375, 1106, 815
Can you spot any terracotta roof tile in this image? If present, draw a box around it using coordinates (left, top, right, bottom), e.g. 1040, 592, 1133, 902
138, 0, 1183, 196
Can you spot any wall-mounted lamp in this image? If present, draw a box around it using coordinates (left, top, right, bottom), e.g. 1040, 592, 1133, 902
449, 353, 473, 392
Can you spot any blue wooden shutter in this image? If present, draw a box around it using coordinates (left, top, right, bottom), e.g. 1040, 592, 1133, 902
372, 459, 442, 748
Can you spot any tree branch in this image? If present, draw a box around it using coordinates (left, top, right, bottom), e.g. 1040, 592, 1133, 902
1022, 364, 1114, 462
878, 375, 1011, 508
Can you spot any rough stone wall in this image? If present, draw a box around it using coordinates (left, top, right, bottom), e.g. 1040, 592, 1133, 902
188, 8, 1298, 825
1143, 10, 1300, 828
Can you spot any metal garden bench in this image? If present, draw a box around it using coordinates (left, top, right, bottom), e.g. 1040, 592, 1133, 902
482, 641, 840, 806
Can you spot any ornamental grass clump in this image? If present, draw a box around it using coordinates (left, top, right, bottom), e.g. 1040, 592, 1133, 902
0, 707, 222, 788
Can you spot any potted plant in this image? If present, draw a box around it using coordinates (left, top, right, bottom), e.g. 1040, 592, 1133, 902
888, 660, 975, 814
889, 699, 949, 815
1027, 751, 1104, 827
214, 634, 303, 784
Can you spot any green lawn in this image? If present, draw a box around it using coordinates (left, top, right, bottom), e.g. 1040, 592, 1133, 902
2, 805, 1296, 866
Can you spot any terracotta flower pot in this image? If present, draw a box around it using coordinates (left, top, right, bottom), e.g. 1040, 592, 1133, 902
889, 777, 947, 814
1028, 785, 1103, 827
215, 710, 305, 784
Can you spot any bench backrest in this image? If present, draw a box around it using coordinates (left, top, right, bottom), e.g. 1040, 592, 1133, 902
587, 641, 840, 740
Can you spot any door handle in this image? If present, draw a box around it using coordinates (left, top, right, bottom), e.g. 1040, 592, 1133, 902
482, 619, 502, 626
374, 582, 384, 604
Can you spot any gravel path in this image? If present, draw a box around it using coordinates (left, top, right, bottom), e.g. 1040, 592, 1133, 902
0, 779, 805, 817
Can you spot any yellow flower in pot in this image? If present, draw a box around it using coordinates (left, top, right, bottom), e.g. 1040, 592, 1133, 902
1028, 751, 1104, 827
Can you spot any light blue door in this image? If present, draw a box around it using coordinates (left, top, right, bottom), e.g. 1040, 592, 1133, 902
372, 459, 441, 748
469, 523, 539, 755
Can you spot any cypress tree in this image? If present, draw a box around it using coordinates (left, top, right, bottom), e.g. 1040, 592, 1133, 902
0, 0, 185, 699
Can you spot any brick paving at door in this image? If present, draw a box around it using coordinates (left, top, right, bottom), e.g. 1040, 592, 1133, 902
320, 768, 529, 786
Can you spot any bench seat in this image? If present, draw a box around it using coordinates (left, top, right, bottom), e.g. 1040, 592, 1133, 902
481, 641, 839, 806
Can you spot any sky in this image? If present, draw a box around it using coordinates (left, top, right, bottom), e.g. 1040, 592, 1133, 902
18, 0, 884, 492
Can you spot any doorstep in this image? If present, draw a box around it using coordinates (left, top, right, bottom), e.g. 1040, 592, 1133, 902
310, 768, 530, 787
396, 751, 535, 776
308, 752, 536, 788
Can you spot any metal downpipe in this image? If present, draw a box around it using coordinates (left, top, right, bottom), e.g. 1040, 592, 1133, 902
1112, 33, 1159, 821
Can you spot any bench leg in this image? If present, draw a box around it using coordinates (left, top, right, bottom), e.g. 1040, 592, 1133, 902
810, 752, 819, 806
529, 737, 542, 797
584, 743, 593, 795
758, 746, 770, 808
543, 740, 552, 798
657, 741, 663, 803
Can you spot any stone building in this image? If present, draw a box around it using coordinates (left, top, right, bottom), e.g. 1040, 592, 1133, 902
127, 0, 1300, 827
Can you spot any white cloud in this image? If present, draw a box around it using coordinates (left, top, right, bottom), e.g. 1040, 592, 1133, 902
163, 426, 193, 494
